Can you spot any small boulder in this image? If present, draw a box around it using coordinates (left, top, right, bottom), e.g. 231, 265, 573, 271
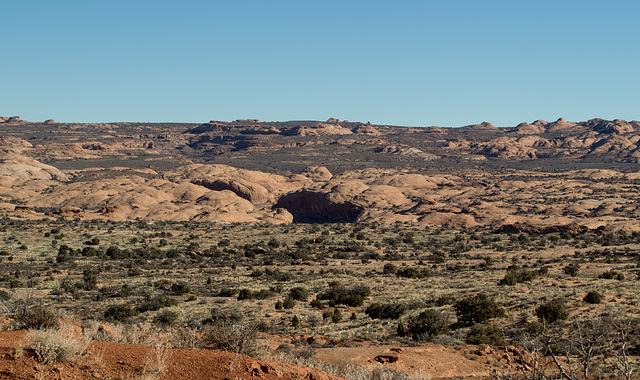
374, 354, 399, 363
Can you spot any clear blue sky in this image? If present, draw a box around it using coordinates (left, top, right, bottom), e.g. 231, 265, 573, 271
2, 1, 639, 127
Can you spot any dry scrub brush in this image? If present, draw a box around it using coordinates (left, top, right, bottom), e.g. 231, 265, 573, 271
9, 298, 60, 330
496, 312, 638, 380
203, 319, 262, 356
26, 323, 89, 364
271, 345, 428, 380
142, 334, 172, 379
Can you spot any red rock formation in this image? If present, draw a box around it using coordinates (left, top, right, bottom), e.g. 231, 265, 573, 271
192, 178, 270, 204
301, 166, 333, 181
352, 124, 381, 135
461, 121, 497, 131
284, 124, 352, 136
2, 116, 25, 124
184, 121, 232, 134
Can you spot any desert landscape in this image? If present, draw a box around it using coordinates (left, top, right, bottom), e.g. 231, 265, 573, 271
0, 116, 638, 379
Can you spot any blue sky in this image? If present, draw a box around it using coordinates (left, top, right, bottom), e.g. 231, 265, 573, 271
2, 1, 639, 127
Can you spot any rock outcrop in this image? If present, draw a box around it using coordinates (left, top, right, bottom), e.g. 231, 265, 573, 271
166, 164, 310, 204
192, 178, 271, 204
376, 145, 439, 160
284, 124, 353, 136
1, 116, 25, 124
301, 166, 333, 181
184, 121, 233, 134
461, 121, 497, 131
352, 123, 381, 135
274, 189, 365, 222
0, 151, 67, 184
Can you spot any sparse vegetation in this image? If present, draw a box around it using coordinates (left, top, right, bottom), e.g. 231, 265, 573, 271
0, 216, 638, 378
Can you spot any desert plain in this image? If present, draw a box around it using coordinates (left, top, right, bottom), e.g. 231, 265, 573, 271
0, 116, 639, 379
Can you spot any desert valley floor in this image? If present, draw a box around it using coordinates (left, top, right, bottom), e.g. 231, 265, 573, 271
0, 116, 639, 379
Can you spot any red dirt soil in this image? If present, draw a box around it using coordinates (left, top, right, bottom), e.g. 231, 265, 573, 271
0, 329, 343, 380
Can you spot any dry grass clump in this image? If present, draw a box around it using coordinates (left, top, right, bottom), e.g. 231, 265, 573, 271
203, 320, 262, 356
121, 323, 155, 345
141, 334, 172, 379
167, 327, 203, 349
82, 318, 202, 349
26, 324, 89, 364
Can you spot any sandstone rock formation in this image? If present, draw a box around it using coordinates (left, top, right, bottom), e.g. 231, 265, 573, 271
301, 166, 333, 181
461, 121, 497, 131
376, 145, 439, 160
0, 137, 32, 149
166, 164, 310, 203
352, 123, 382, 135
2, 116, 640, 230
284, 123, 353, 136
0, 116, 25, 124
0, 151, 67, 184
184, 121, 233, 134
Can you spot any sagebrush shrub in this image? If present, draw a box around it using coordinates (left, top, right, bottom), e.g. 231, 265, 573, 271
136, 294, 178, 313
237, 288, 254, 300
202, 307, 243, 326
396, 267, 431, 279
454, 294, 505, 326
407, 309, 449, 342
11, 299, 60, 329
365, 302, 407, 320
599, 270, 624, 280
104, 304, 136, 323
583, 290, 602, 304
316, 281, 370, 307
498, 266, 537, 286
282, 297, 296, 309
536, 298, 568, 323
154, 309, 181, 326
288, 286, 310, 301
563, 263, 580, 277
465, 324, 504, 345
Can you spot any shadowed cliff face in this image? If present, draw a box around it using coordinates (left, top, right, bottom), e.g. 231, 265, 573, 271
274, 190, 364, 222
